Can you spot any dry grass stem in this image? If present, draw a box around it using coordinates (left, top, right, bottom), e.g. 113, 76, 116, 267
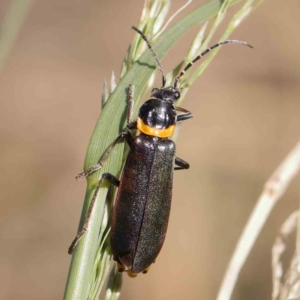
154, 0, 193, 38
279, 252, 300, 300
272, 211, 299, 300
217, 141, 300, 300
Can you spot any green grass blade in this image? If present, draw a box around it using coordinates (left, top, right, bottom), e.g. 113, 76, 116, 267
0, 0, 33, 72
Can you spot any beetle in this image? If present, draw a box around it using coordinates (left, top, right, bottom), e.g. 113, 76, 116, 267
68, 26, 253, 276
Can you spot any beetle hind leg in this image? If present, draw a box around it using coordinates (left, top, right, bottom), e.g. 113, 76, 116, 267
142, 265, 151, 274
68, 173, 120, 254
115, 262, 138, 278
127, 271, 137, 278
116, 262, 126, 273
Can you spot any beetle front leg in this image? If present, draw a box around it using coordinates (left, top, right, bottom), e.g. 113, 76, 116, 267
76, 130, 133, 179
68, 172, 120, 254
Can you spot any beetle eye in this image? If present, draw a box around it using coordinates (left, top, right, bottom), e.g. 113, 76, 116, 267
175, 92, 180, 99
151, 88, 159, 96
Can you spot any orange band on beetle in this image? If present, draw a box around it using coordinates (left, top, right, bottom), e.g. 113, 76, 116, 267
137, 118, 174, 138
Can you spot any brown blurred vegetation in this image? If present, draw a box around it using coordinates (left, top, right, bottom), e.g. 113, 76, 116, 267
0, 1, 300, 300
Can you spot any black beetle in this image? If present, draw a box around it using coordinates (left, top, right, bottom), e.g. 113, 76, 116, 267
68, 27, 252, 276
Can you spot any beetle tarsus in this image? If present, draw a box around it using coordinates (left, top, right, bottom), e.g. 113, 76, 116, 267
75, 163, 103, 180
68, 228, 86, 254
69, 173, 120, 254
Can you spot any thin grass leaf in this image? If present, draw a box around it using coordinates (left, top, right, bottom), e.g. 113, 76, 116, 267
110, 72, 116, 93
104, 266, 122, 300
183, 0, 259, 99
186, 21, 209, 60
127, 0, 170, 68
154, 0, 193, 38
181, 0, 234, 91
151, 0, 171, 35
272, 212, 299, 300
89, 239, 112, 300
91, 245, 112, 299
0, 0, 33, 72
101, 80, 109, 107
165, 21, 208, 88
90, 185, 116, 298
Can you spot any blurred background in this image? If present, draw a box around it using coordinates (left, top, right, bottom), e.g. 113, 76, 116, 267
1, 0, 300, 299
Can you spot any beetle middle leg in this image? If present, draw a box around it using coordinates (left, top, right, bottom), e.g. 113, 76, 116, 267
175, 106, 193, 122
174, 157, 189, 171
68, 172, 120, 254
174, 107, 191, 171
76, 130, 133, 179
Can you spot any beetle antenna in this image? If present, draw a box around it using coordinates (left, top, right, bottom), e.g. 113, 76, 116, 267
174, 40, 253, 88
132, 26, 167, 87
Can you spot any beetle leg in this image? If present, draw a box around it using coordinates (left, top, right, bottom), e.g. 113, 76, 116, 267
127, 121, 137, 130
142, 266, 151, 274
174, 157, 190, 171
127, 271, 137, 278
116, 262, 126, 273
76, 130, 133, 179
175, 106, 193, 122
116, 259, 138, 277
68, 173, 120, 254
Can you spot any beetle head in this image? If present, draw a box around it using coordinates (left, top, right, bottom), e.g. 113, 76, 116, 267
151, 87, 180, 103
